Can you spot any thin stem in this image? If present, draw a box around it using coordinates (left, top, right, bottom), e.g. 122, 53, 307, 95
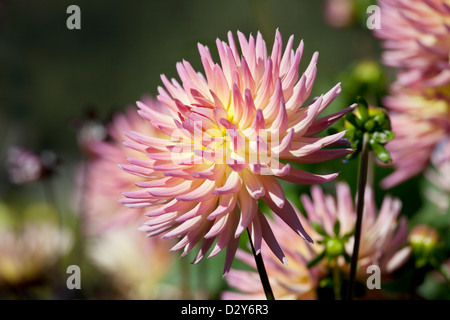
346, 132, 370, 300
247, 228, 275, 300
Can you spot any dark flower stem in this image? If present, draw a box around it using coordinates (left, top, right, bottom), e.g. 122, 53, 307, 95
247, 228, 275, 300
346, 132, 370, 300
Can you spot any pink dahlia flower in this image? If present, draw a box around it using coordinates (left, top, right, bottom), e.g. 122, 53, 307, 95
381, 90, 449, 188
374, 0, 450, 88
120, 30, 355, 274
301, 182, 410, 280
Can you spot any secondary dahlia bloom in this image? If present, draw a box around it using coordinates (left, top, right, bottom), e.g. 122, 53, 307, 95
301, 182, 410, 280
425, 136, 450, 213
222, 209, 321, 300
374, 0, 450, 88
380, 89, 449, 188
121, 30, 355, 274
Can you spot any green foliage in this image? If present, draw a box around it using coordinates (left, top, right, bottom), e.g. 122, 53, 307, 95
343, 97, 395, 163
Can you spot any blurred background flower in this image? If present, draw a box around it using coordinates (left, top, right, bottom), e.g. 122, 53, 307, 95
324, 0, 355, 28
87, 225, 179, 299
0, 202, 73, 299
76, 103, 180, 299
374, 0, 450, 88
77, 98, 161, 234
301, 183, 410, 285
370, 0, 450, 191
7, 147, 44, 185
222, 206, 321, 300
223, 182, 411, 300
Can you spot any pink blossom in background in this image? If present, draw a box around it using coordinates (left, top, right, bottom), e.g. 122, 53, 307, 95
222, 206, 321, 300
78, 102, 176, 299
381, 89, 449, 189
0, 219, 72, 287
301, 182, 410, 280
119, 30, 355, 274
7, 147, 43, 185
223, 182, 410, 299
78, 98, 163, 234
88, 224, 178, 299
374, 0, 450, 88
425, 136, 450, 213
324, 0, 355, 28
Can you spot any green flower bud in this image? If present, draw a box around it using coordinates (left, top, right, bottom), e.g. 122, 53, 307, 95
356, 97, 369, 122
325, 238, 345, 258
409, 225, 442, 268
343, 97, 394, 163
364, 119, 376, 132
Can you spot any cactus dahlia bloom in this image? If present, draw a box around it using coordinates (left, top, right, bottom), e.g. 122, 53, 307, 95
381, 89, 449, 188
374, 0, 450, 88
120, 30, 355, 274
301, 182, 410, 280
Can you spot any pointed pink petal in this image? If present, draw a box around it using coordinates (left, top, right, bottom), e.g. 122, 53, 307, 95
279, 167, 339, 185
263, 198, 313, 243
208, 193, 237, 220
176, 197, 218, 222
176, 179, 217, 201
257, 211, 287, 264
212, 170, 242, 195
235, 187, 258, 237
241, 169, 265, 199
305, 103, 357, 136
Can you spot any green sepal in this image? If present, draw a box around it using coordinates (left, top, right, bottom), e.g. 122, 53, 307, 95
312, 222, 328, 237
369, 140, 392, 163
333, 219, 341, 237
